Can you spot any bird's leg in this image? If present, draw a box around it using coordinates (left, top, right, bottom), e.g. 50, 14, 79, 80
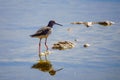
45, 38, 49, 50
45, 38, 48, 60
45, 55, 47, 61
39, 38, 42, 60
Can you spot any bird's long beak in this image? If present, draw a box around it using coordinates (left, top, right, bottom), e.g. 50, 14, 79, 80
55, 68, 63, 72
55, 22, 63, 26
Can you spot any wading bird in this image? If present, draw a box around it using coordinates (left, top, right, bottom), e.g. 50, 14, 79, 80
30, 20, 62, 59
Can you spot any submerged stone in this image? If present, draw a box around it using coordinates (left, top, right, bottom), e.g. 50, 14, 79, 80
97, 21, 115, 26
71, 22, 83, 24
83, 43, 90, 48
52, 41, 75, 50
71, 21, 96, 27
71, 20, 115, 27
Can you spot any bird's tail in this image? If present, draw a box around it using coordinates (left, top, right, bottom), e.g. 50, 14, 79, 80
30, 34, 35, 37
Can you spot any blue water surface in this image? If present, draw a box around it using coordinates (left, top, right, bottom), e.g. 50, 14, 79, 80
0, 0, 120, 80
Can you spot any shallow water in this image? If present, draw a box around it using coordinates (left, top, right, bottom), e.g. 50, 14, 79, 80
0, 0, 120, 80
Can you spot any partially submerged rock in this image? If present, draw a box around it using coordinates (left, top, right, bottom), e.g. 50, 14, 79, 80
83, 43, 90, 48
71, 22, 83, 24
83, 22, 95, 27
97, 21, 115, 26
71, 20, 115, 27
52, 41, 75, 50
71, 21, 96, 27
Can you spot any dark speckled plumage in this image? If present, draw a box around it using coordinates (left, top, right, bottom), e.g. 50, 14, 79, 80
30, 20, 62, 39
30, 27, 52, 39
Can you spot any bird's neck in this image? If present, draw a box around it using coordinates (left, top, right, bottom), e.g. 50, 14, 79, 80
47, 23, 54, 28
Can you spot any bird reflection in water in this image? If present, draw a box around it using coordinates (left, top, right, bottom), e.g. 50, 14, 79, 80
32, 58, 63, 76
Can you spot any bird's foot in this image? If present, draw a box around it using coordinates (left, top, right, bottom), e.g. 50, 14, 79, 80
40, 50, 51, 56
39, 53, 42, 60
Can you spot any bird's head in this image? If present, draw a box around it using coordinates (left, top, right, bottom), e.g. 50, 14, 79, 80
47, 20, 63, 28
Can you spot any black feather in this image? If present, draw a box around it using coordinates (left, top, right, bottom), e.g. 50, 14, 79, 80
30, 27, 51, 37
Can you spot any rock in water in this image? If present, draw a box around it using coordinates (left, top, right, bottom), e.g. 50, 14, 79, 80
52, 41, 75, 50
83, 43, 90, 48
97, 21, 115, 26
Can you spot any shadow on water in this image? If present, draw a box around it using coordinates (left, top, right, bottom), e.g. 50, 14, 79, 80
31, 57, 63, 76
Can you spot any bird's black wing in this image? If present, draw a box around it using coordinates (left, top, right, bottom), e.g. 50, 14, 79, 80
30, 27, 51, 37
